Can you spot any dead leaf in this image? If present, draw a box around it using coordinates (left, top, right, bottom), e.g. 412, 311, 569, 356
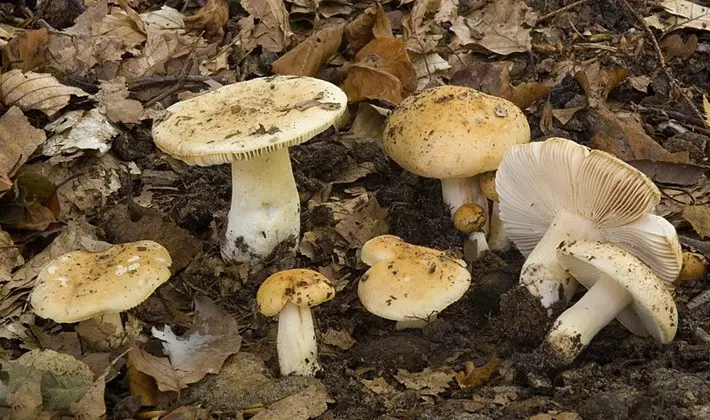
683, 205, 710, 238
2, 28, 48, 71
241, 0, 293, 52
456, 354, 500, 388
412, 53, 451, 90
511, 82, 551, 109
43, 109, 119, 157
552, 106, 585, 125
450, 61, 548, 108
703, 94, 710, 127
320, 328, 356, 350
127, 356, 158, 406
0, 70, 89, 117
334, 194, 388, 248
395, 367, 455, 396
645, 0, 710, 32
627, 160, 707, 186
272, 25, 344, 77
0, 228, 22, 280
96, 77, 146, 124
530, 412, 581, 420
575, 62, 629, 106
342, 37, 416, 104
628, 76, 652, 93
451, 0, 537, 55
345, 3, 393, 53
116, 0, 147, 34
361, 376, 396, 394
341, 102, 390, 141
12, 201, 56, 231
129, 296, 241, 392
659, 33, 698, 62
0, 107, 46, 192
185, 0, 229, 40
141, 6, 186, 29
251, 383, 329, 420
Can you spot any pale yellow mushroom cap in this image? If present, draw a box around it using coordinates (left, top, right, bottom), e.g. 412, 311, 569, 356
30, 240, 172, 323
360, 235, 466, 267
256, 269, 335, 317
382, 86, 530, 179
479, 171, 498, 202
453, 203, 487, 234
678, 252, 708, 281
153, 76, 348, 166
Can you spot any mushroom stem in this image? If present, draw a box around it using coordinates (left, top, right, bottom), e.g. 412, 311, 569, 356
488, 202, 512, 252
441, 177, 490, 257
222, 148, 300, 264
546, 275, 633, 362
395, 314, 437, 330
521, 211, 603, 309
277, 301, 320, 376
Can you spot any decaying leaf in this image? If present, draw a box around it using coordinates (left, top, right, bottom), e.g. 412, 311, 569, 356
395, 367, 456, 396
96, 77, 146, 124
0, 107, 47, 193
128, 296, 241, 392
320, 328, 356, 350
456, 354, 501, 388
272, 25, 344, 77
185, 0, 229, 40
140, 6, 186, 29
2, 28, 48, 71
659, 33, 698, 62
127, 356, 158, 406
361, 376, 396, 394
0, 228, 23, 280
645, 0, 710, 32
530, 412, 581, 420
251, 383, 329, 420
342, 37, 417, 104
241, 0, 293, 52
42, 109, 119, 157
341, 102, 390, 141
703, 94, 710, 127
412, 53, 451, 90
683, 205, 710, 238
0, 70, 89, 117
333, 194, 388, 248
345, 3, 393, 53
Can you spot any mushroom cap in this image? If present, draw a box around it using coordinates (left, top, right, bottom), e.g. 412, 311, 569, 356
678, 251, 708, 281
382, 86, 530, 179
256, 269, 335, 316
453, 203, 487, 234
556, 240, 677, 343
30, 240, 172, 323
497, 137, 682, 285
479, 171, 499, 202
152, 76, 348, 166
357, 254, 471, 322
360, 235, 466, 268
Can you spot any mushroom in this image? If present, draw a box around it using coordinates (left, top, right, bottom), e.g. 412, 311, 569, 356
546, 240, 678, 363
496, 137, 682, 309
153, 76, 348, 264
382, 86, 530, 258
358, 235, 471, 329
453, 203, 487, 234
479, 171, 512, 253
256, 269, 335, 376
30, 240, 172, 336
678, 251, 708, 281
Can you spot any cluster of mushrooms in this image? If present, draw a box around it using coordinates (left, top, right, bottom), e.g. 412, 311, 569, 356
28, 76, 707, 381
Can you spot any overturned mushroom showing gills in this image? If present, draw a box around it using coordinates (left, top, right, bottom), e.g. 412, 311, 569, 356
382, 86, 530, 258
256, 269, 335, 376
547, 240, 678, 364
152, 76, 348, 264
496, 137, 682, 309
30, 240, 172, 327
358, 235, 471, 329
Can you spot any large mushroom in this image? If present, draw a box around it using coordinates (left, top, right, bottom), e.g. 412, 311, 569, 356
382, 86, 530, 257
496, 137, 682, 309
546, 240, 678, 363
153, 76, 348, 264
256, 269, 335, 376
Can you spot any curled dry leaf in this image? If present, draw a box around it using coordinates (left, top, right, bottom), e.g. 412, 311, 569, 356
116, 0, 147, 34
0, 107, 46, 193
0, 70, 88, 117
272, 25, 344, 77
456, 354, 501, 388
241, 0, 293, 52
185, 0, 230, 40
345, 3, 393, 53
2, 28, 48, 71
342, 37, 416, 104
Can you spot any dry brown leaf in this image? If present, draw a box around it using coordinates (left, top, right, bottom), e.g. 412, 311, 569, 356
628, 75, 652, 93
185, 0, 229, 40
251, 383, 329, 420
334, 194, 388, 248
127, 357, 158, 406
450, 61, 515, 99
552, 106, 585, 125
0, 228, 23, 279
116, 0, 147, 34
395, 367, 455, 396
320, 328, 356, 350
456, 354, 500, 388
683, 205, 710, 238
530, 412, 581, 420
361, 377, 396, 394
93, 8, 147, 49
539, 99, 554, 135
129, 296, 242, 392
704, 94, 710, 127
645, 0, 710, 32
342, 37, 416, 104
0, 107, 46, 193
512, 82, 551, 109
241, 0, 293, 52
0, 70, 89, 117
12, 201, 56, 231
2, 28, 48, 71
451, 0, 537, 55
660, 33, 698, 62
574, 62, 628, 106
96, 77, 146, 124
345, 3, 393, 53
272, 25, 344, 77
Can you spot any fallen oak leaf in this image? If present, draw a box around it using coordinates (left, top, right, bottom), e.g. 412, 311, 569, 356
0, 107, 46, 193
185, 0, 229, 40
345, 3, 393, 53
272, 25, 344, 77
2, 27, 48, 71
241, 0, 293, 52
0, 70, 89, 117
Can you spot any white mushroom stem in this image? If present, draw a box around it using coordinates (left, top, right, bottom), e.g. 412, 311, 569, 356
395, 314, 437, 330
221, 148, 300, 264
521, 211, 603, 309
277, 301, 320, 376
547, 275, 632, 362
441, 177, 490, 257
488, 202, 512, 252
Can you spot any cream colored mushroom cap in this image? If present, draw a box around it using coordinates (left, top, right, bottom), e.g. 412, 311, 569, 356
557, 240, 677, 343
30, 240, 172, 323
153, 76, 348, 166
358, 254, 471, 321
360, 235, 466, 268
256, 269, 335, 317
382, 86, 530, 179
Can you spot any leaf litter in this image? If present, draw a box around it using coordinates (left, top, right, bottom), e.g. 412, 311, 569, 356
0, 0, 709, 418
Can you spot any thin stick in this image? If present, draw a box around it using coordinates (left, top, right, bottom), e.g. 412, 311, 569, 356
537, 0, 590, 23
128, 75, 227, 91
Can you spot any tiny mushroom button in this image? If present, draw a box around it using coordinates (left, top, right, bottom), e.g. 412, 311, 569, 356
152, 76, 348, 265
382, 86, 530, 258
256, 269, 335, 376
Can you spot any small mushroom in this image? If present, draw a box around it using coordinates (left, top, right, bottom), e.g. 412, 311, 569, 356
496, 138, 682, 309
546, 240, 678, 364
453, 203, 486, 234
383, 86, 530, 258
256, 269, 335, 376
358, 235, 471, 329
153, 76, 347, 264
30, 240, 172, 335
678, 251, 708, 281
478, 171, 511, 253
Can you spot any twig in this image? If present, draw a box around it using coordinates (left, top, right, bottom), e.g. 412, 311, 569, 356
537, 0, 590, 24
617, 0, 705, 123
144, 33, 204, 107
128, 75, 227, 91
